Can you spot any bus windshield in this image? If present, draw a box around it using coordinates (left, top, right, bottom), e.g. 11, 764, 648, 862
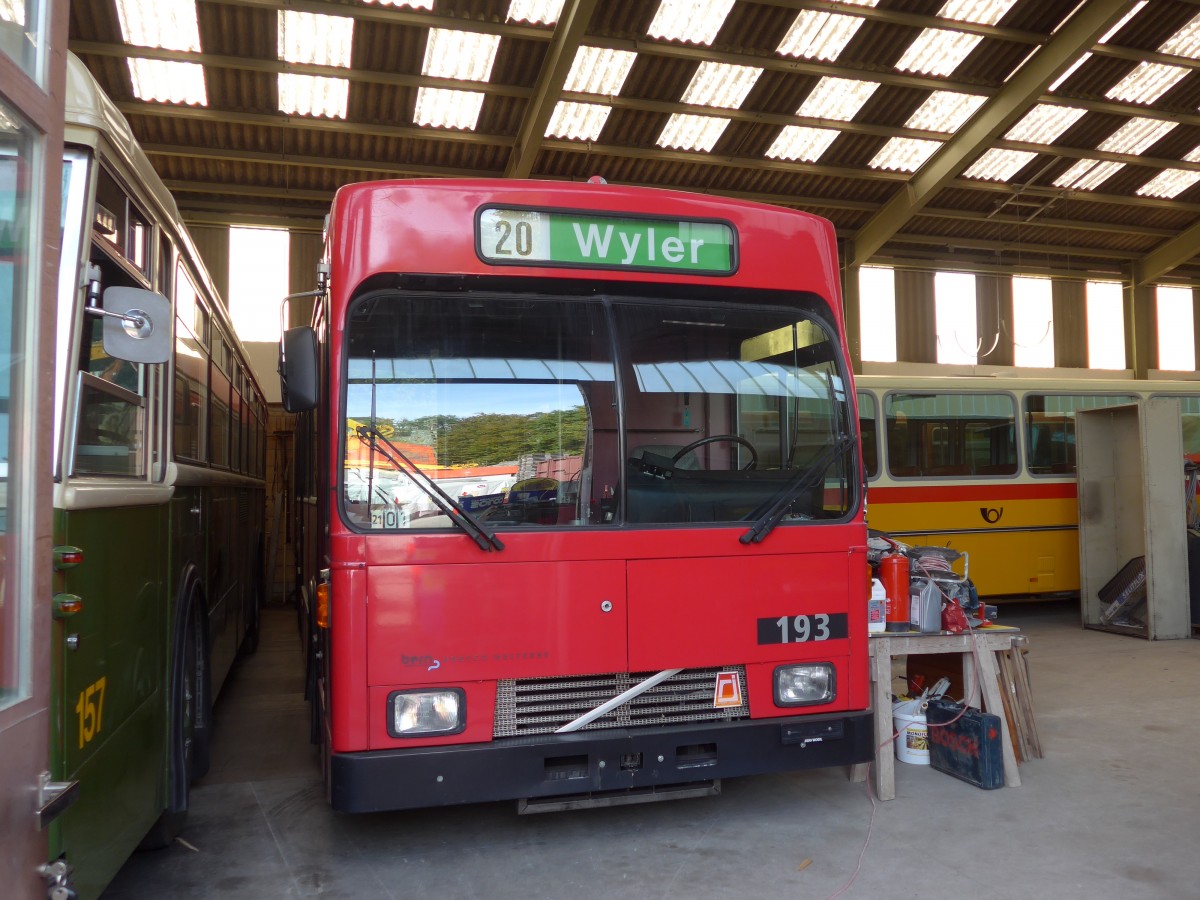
342, 292, 853, 531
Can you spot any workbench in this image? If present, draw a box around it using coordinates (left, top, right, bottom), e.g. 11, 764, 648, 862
851, 629, 1024, 801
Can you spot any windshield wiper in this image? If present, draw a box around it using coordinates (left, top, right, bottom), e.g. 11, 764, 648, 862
355, 425, 504, 552
740, 435, 854, 545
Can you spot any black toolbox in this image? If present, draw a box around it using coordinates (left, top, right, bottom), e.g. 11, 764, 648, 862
926, 698, 1005, 790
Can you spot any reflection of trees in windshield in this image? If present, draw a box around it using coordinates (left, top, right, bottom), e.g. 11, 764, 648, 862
382, 406, 587, 467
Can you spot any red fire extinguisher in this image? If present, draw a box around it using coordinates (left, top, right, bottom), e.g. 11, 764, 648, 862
879, 552, 910, 633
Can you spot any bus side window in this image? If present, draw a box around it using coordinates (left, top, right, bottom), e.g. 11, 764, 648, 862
75, 305, 146, 477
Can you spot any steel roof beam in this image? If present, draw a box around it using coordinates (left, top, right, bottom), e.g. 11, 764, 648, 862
1134, 221, 1200, 283
506, 0, 598, 179
850, 0, 1138, 267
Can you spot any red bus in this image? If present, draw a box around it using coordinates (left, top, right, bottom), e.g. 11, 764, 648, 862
280, 178, 872, 812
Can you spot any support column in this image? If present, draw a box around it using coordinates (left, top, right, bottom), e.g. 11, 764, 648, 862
191, 224, 231, 305
1123, 275, 1157, 378
841, 239, 862, 374
895, 269, 937, 363
976, 274, 1014, 366
1051, 279, 1087, 369
288, 231, 324, 327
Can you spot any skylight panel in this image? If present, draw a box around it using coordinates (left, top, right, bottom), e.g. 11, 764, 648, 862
414, 87, 486, 130
1158, 13, 1200, 58
1098, 117, 1177, 155
545, 101, 611, 141
1053, 158, 1125, 191
278, 11, 354, 67
1048, 54, 1090, 93
277, 73, 348, 118
0, 1, 24, 27
962, 148, 1037, 181
1004, 104, 1087, 144
1137, 168, 1200, 199
1099, 2, 1145, 43
361, 0, 433, 7
765, 126, 839, 162
681, 62, 762, 109
507, 0, 566, 25
869, 137, 941, 172
657, 113, 730, 152
422, 29, 500, 82
937, 0, 1016, 26
1105, 62, 1189, 105
798, 77, 878, 121
128, 59, 207, 105
776, 11, 866, 62
895, 29, 981, 76
563, 47, 636, 96
115, 0, 201, 51
1184, 146, 1200, 163
905, 91, 986, 133
647, 0, 735, 46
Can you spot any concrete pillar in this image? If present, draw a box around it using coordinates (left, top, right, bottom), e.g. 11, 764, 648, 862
895, 269, 937, 363
1051, 279, 1087, 368
1123, 276, 1156, 378
841, 240, 862, 374
976, 274, 1014, 366
191, 224, 231, 306
288, 231, 324, 327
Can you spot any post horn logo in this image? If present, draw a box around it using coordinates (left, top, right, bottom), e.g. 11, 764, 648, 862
980, 507, 1003, 524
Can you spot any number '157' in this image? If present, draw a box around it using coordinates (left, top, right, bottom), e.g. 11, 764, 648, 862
75, 676, 107, 749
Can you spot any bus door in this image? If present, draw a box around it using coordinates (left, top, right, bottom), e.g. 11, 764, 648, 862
0, 13, 69, 895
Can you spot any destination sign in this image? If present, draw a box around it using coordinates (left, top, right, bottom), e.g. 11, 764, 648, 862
477, 207, 736, 274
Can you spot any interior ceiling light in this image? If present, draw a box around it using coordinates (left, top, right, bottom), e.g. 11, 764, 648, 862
278, 73, 349, 119
905, 91, 987, 133
1105, 61, 1189, 105
1004, 104, 1087, 144
507, 0, 565, 25
647, 0, 735, 46
869, 137, 941, 172
545, 101, 611, 141
962, 148, 1037, 181
278, 11, 354, 67
422, 28, 500, 81
115, 0, 201, 50
656, 113, 730, 152
797, 77, 878, 121
563, 46, 637, 95
776, 10, 868, 62
1158, 13, 1200, 58
128, 59, 207, 106
1136, 168, 1200, 199
765, 126, 839, 162
936, 0, 1016, 26
1098, 117, 1177, 155
681, 62, 762, 109
1053, 158, 1125, 191
414, 87, 485, 130
895, 29, 981, 76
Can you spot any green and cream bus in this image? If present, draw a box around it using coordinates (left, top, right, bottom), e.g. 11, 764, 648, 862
47, 54, 267, 899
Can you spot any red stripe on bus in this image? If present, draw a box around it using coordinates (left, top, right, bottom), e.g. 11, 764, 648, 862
868, 482, 1077, 503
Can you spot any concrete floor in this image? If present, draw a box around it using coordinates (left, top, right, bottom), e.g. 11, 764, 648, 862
101, 602, 1200, 900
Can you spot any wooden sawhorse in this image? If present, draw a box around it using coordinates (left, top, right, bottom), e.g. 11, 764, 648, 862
851, 630, 1023, 800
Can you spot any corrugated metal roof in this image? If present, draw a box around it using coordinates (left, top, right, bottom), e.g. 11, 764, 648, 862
65, 0, 1200, 282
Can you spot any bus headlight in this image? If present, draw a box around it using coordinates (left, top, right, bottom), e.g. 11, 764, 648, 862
774, 665, 835, 707
387, 689, 466, 737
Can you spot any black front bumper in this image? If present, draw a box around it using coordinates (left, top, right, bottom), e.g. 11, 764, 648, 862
330, 709, 874, 812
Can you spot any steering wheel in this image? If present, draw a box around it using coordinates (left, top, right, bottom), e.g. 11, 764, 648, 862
671, 434, 758, 470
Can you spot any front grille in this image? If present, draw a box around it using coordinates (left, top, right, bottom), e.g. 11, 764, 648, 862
493, 666, 750, 738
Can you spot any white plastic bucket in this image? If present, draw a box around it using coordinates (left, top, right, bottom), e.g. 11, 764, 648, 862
892, 699, 929, 765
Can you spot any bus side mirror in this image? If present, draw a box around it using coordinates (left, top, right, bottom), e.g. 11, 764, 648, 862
279, 325, 319, 412
101, 286, 171, 364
